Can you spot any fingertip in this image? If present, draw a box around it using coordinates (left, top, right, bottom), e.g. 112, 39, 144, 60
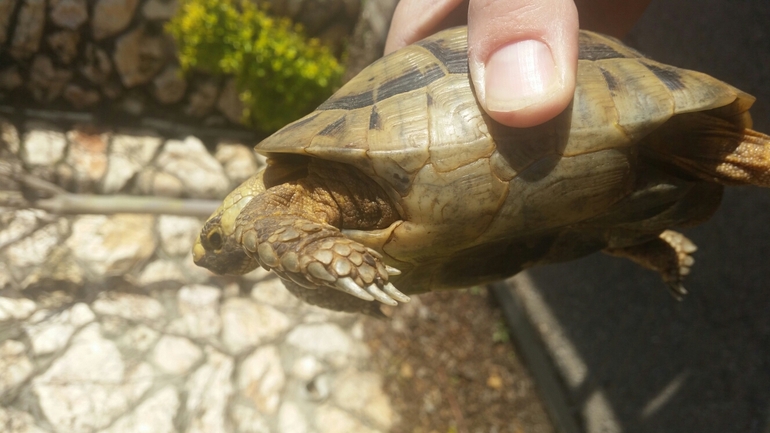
468, 0, 578, 127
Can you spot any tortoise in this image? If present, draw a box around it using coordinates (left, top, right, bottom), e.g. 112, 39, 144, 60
193, 26, 770, 315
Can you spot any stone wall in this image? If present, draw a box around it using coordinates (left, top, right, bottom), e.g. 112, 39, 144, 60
0, 0, 359, 136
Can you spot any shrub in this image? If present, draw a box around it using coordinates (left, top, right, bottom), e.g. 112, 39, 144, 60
166, 0, 344, 131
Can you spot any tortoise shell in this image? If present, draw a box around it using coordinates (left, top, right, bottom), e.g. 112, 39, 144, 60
250, 27, 755, 291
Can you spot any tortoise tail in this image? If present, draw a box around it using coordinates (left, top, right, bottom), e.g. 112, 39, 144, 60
643, 112, 770, 187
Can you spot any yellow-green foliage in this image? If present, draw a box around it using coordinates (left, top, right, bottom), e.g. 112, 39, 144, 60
166, 0, 344, 131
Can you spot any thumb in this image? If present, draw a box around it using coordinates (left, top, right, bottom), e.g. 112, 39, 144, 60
468, 0, 579, 127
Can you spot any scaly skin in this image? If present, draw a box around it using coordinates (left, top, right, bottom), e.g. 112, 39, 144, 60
194, 159, 410, 312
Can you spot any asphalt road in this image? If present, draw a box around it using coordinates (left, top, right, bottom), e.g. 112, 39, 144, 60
509, 1, 770, 432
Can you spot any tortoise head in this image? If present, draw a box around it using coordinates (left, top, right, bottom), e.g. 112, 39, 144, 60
193, 173, 265, 275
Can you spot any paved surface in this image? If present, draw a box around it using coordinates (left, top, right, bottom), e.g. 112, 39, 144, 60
507, 1, 770, 432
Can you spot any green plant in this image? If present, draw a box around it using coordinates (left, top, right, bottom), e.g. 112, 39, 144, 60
166, 0, 344, 130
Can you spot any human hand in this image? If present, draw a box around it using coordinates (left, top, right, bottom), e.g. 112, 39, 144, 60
385, 0, 651, 127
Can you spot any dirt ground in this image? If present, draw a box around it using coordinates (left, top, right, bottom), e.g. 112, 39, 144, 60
364, 288, 555, 433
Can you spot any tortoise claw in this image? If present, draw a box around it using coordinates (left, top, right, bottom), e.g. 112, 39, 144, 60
365, 284, 398, 306
382, 282, 410, 303
385, 265, 402, 276
335, 277, 375, 302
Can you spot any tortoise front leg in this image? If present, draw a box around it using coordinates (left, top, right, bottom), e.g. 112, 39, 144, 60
236, 162, 409, 307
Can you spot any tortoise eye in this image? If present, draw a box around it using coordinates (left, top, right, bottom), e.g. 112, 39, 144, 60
207, 230, 224, 250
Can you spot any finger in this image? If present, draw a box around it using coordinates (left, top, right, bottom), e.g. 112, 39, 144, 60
385, 0, 468, 55
468, 0, 579, 127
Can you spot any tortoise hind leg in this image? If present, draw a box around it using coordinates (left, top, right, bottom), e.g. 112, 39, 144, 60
603, 230, 697, 300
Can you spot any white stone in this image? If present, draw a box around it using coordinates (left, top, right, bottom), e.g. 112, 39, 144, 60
214, 142, 261, 186
152, 334, 202, 375
101, 386, 179, 433
186, 347, 234, 433
137, 259, 186, 285
286, 323, 353, 360
167, 285, 221, 338
0, 407, 47, 433
238, 346, 285, 415
291, 355, 324, 381
157, 215, 201, 256
314, 405, 380, 433
0, 297, 37, 321
333, 370, 393, 429
25, 303, 95, 354
0, 209, 40, 250
49, 0, 88, 29
102, 133, 162, 193
0, 118, 20, 152
221, 298, 291, 354
10, 0, 45, 59
279, 402, 309, 433
32, 324, 153, 432
21, 126, 66, 166
92, 0, 139, 39
92, 292, 165, 322
250, 276, 300, 308
4, 223, 61, 269
0, 340, 34, 395
155, 137, 230, 199
117, 324, 159, 354
230, 403, 271, 433
64, 128, 109, 189
66, 214, 157, 276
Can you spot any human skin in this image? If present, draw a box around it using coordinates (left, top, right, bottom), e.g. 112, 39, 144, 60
385, 0, 652, 127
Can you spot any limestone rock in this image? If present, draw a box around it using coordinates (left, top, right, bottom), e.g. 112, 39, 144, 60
216, 78, 244, 124
286, 323, 353, 360
66, 214, 157, 276
92, 0, 139, 39
101, 132, 162, 193
0, 407, 47, 433
0, 66, 23, 90
0, 0, 17, 45
332, 369, 393, 429
157, 215, 201, 256
21, 124, 66, 166
32, 323, 153, 432
91, 291, 166, 323
0, 340, 34, 395
24, 303, 95, 355
185, 80, 219, 117
167, 284, 222, 339
101, 386, 179, 433
315, 405, 380, 433
63, 84, 100, 108
0, 296, 37, 321
28, 55, 73, 102
10, 0, 45, 59
279, 402, 310, 433
47, 30, 80, 64
80, 43, 112, 85
186, 347, 234, 433
142, 0, 178, 20
152, 66, 186, 104
214, 143, 261, 186
221, 298, 291, 354
237, 345, 285, 414
62, 126, 109, 191
113, 26, 165, 87
134, 167, 184, 197
49, 0, 88, 30
154, 137, 230, 199
152, 335, 202, 375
